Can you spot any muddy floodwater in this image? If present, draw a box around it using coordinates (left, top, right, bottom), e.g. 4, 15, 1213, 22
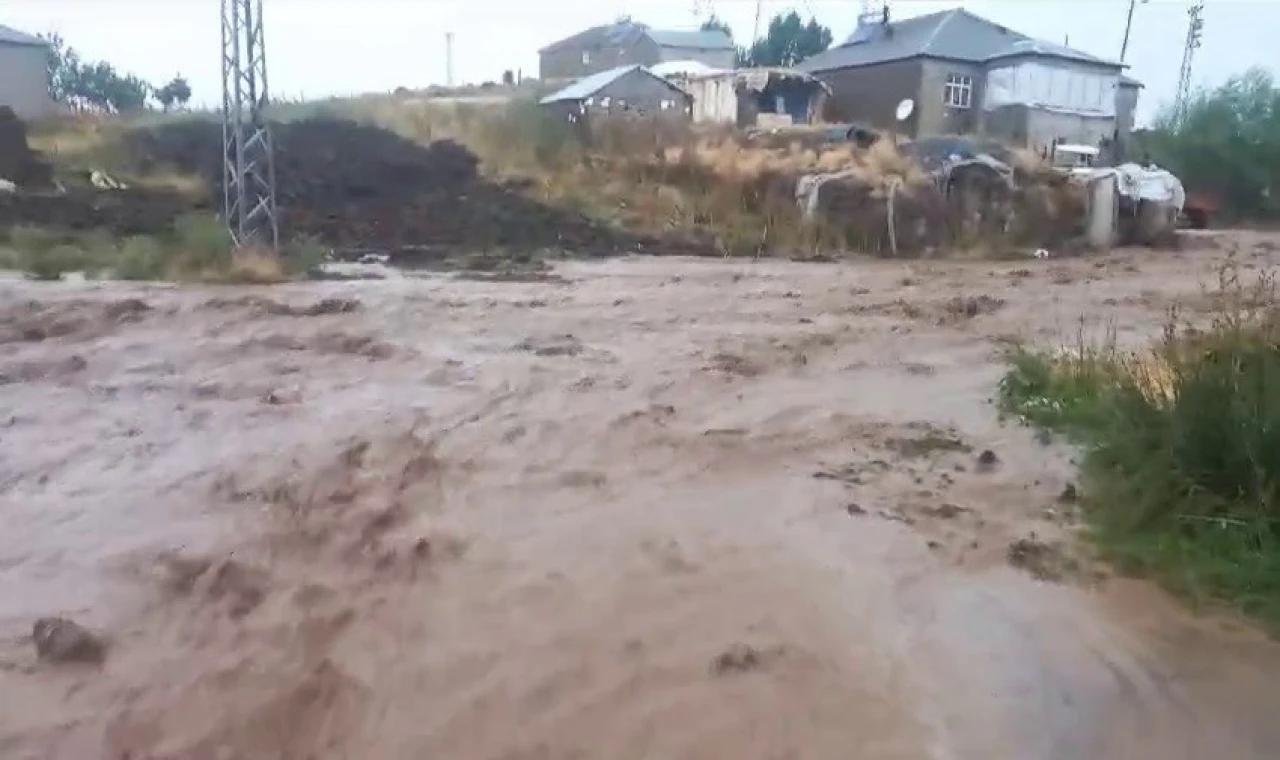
3, 234, 1280, 759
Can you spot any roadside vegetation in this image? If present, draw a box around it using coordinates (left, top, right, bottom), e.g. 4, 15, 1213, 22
998, 259, 1280, 629
0, 213, 324, 283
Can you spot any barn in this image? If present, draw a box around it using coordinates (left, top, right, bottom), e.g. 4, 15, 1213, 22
0, 24, 53, 120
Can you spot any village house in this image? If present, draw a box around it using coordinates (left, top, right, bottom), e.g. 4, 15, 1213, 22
539, 19, 735, 83
798, 9, 1141, 153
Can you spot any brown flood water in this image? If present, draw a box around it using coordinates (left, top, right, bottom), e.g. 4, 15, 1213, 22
2, 234, 1280, 759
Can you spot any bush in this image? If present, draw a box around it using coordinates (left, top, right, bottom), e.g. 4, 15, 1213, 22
114, 235, 167, 280
999, 264, 1280, 627
170, 212, 233, 273
22, 244, 91, 281
1139, 68, 1280, 221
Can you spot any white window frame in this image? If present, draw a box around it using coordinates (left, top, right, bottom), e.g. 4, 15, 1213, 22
582, 51, 591, 65
944, 73, 973, 109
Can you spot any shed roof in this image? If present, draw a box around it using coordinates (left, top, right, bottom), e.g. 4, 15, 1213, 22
0, 23, 47, 47
540, 21, 732, 55
539, 65, 686, 104
799, 8, 1119, 73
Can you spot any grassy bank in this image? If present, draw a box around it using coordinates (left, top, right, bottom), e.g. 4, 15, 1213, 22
998, 265, 1280, 628
0, 213, 324, 283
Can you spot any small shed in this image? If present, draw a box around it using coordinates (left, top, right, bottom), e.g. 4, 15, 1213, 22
539, 64, 692, 130
0, 24, 53, 121
666, 67, 830, 128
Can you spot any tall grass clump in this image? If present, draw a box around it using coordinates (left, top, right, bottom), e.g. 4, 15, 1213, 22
999, 259, 1280, 628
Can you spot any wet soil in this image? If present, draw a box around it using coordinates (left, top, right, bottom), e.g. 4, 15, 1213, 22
2, 233, 1280, 759
123, 119, 678, 256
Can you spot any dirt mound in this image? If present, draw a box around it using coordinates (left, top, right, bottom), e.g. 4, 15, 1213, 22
0, 107, 53, 189
125, 118, 658, 256
0, 186, 200, 236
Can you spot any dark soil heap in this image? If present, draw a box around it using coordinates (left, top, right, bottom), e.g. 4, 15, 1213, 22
124, 118, 654, 256
0, 107, 54, 189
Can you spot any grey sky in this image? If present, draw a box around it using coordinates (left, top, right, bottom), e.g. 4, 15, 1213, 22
3, 0, 1277, 125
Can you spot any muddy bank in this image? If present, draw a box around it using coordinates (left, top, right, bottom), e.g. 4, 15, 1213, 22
2, 233, 1280, 759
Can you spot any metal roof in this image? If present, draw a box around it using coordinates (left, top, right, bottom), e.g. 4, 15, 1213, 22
647, 29, 733, 50
540, 21, 732, 55
539, 65, 641, 104
800, 9, 1119, 73
0, 23, 47, 47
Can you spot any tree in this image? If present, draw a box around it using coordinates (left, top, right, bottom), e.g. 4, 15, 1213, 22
1139, 68, 1280, 219
739, 11, 832, 68
156, 76, 193, 112
38, 31, 154, 113
700, 15, 732, 39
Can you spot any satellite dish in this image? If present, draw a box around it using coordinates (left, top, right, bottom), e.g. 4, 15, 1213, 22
895, 98, 915, 122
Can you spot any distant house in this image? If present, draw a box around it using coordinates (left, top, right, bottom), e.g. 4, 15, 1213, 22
0, 24, 53, 120
798, 9, 1138, 152
539, 20, 735, 82
539, 65, 692, 131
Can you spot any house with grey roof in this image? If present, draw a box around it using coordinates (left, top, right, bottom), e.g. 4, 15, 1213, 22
798, 9, 1141, 152
0, 23, 53, 121
539, 20, 735, 83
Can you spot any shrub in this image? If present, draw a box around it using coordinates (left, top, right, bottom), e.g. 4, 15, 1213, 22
999, 263, 1280, 627
22, 244, 91, 281
115, 235, 167, 280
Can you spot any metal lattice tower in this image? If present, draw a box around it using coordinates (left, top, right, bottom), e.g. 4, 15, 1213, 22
221, 0, 279, 249
1174, 2, 1206, 126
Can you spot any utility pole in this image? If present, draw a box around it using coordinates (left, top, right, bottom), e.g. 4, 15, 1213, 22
220, 0, 278, 250
445, 31, 455, 87
752, 0, 763, 44
1119, 0, 1143, 63
1174, 2, 1206, 125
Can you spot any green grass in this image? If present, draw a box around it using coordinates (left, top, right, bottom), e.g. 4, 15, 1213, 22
999, 268, 1280, 629
3, 214, 327, 283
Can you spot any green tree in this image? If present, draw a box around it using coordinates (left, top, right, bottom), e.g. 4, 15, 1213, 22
38, 31, 153, 113
739, 11, 832, 68
155, 75, 193, 111
1140, 68, 1280, 219
700, 15, 732, 39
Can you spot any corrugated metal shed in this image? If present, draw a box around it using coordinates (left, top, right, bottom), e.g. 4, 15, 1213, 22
539, 65, 641, 104
0, 23, 47, 47
800, 9, 1118, 73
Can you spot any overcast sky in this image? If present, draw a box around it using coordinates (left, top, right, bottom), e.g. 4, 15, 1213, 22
3, 0, 1277, 124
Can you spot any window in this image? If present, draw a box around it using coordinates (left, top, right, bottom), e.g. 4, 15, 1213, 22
943, 73, 972, 109
582, 51, 591, 65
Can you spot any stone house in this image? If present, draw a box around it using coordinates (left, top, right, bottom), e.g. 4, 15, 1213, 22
539, 20, 734, 83
798, 9, 1140, 153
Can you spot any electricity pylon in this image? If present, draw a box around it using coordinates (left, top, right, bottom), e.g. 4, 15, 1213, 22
220, 0, 279, 249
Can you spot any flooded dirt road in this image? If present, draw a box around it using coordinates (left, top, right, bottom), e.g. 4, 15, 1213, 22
3, 235, 1280, 759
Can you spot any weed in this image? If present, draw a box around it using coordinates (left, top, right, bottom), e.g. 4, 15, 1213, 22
998, 259, 1280, 628
115, 236, 167, 280
170, 213, 233, 273
22, 244, 91, 281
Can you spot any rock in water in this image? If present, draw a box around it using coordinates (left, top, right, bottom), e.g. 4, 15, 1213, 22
32, 617, 106, 664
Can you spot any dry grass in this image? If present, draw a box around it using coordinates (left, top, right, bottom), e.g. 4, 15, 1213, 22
23, 92, 1079, 261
